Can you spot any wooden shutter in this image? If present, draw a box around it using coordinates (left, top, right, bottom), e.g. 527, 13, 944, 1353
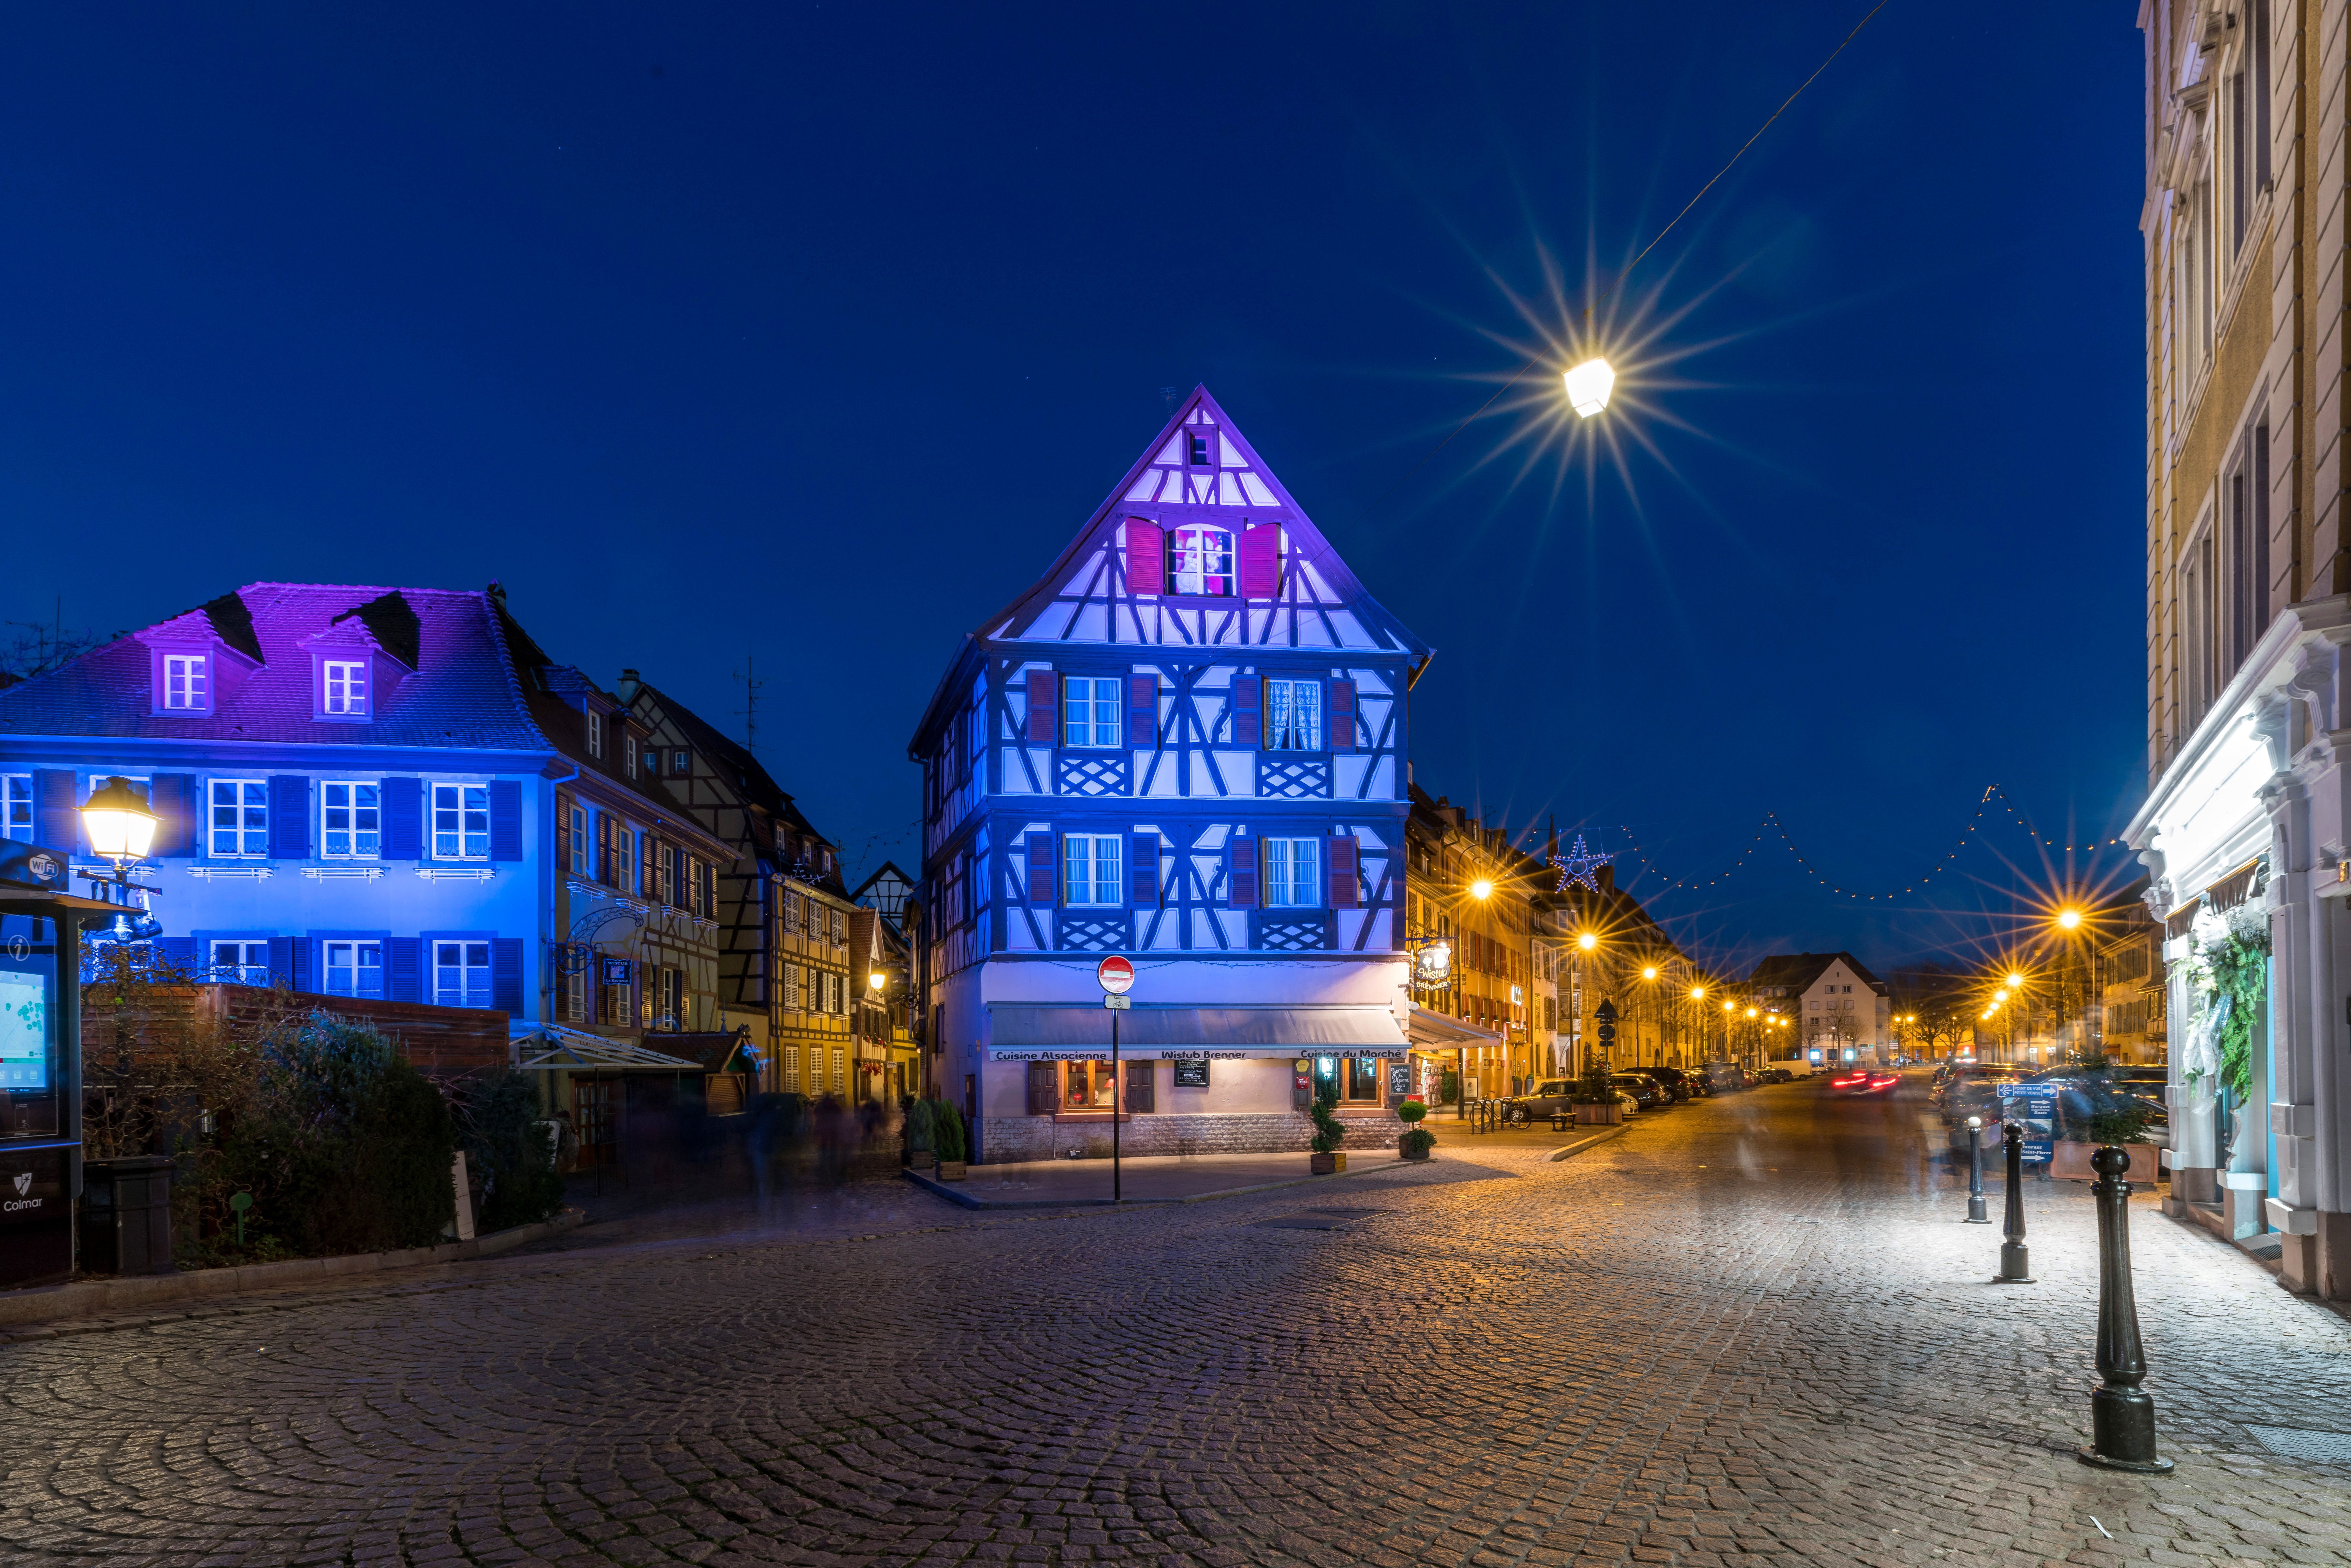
1329, 679, 1357, 753
1328, 833, 1360, 910
488, 779, 523, 861
640, 831, 656, 898
1123, 517, 1165, 594
385, 938, 422, 1003
1025, 669, 1059, 744
267, 776, 310, 860
1027, 833, 1057, 907
147, 774, 195, 856
1027, 1060, 1060, 1115
1226, 836, 1258, 909
1125, 1058, 1155, 1113
554, 792, 573, 873
35, 771, 76, 852
492, 938, 524, 1015
1130, 832, 1160, 907
1231, 676, 1262, 747
267, 937, 296, 991
1238, 523, 1281, 598
381, 777, 423, 860
1126, 674, 1159, 749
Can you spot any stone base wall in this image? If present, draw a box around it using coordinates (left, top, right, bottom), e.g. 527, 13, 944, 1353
976, 1111, 1402, 1165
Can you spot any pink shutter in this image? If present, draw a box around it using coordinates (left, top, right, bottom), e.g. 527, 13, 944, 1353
1025, 669, 1058, 745
1126, 674, 1159, 748
1328, 834, 1359, 909
1124, 518, 1166, 595
1130, 832, 1160, 907
1227, 837, 1258, 909
1238, 524, 1281, 598
1027, 833, 1058, 907
1231, 676, 1262, 747
1329, 679, 1356, 752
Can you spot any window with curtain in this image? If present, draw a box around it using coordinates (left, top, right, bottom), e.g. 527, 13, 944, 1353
1263, 838, 1319, 908
1061, 836, 1122, 906
1062, 677, 1121, 748
1265, 680, 1321, 750
1171, 526, 1233, 596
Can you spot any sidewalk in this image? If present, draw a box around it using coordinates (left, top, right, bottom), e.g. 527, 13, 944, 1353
906, 1149, 1417, 1207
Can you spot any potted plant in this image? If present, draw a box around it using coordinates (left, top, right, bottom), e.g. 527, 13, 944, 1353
1396, 1098, 1435, 1161
1307, 1076, 1348, 1174
905, 1098, 937, 1170
1570, 1064, 1622, 1125
933, 1100, 968, 1180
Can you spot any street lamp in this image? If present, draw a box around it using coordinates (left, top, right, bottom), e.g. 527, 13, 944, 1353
80, 775, 164, 951
1468, 877, 1494, 901
1564, 357, 1615, 418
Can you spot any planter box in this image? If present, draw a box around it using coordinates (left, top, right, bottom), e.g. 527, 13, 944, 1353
1573, 1103, 1623, 1126
1310, 1151, 1348, 1175
936, 1161, 968, 1181
1399, 1135, 1432, 1161
908, 1151, 937, 1170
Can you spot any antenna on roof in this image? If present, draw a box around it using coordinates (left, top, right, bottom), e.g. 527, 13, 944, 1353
1158, 386, 1179, 416
733, 654, 766, 757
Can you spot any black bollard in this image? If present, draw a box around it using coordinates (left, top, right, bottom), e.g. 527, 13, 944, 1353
2078, 1144, 2174, 1474
1964, 1116, 1990, 1223
1993, 1123, 2033, 1282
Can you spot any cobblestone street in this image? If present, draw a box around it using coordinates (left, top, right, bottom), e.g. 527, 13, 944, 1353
7, 1077, 2351, 1567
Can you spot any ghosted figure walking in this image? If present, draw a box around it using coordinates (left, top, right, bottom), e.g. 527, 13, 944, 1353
813, 1093, 851, 1187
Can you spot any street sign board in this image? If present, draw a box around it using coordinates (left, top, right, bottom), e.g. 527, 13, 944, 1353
1996, 1082, 2058, 1163
1096, 955, 1135, 995
1104, 995, 1132, 1010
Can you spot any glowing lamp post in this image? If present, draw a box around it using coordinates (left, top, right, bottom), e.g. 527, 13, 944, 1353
1564, 358, 1615, 418
80, 776, 164, 944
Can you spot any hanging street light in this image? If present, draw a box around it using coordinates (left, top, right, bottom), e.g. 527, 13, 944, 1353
82, 777, 158, 865
1564, 357, 1615, 418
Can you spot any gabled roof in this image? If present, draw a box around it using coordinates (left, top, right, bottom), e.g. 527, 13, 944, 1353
911, 386, 1433, 753
1747, 952, 1888, 997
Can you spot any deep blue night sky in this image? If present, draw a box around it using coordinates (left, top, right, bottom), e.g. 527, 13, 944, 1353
0, 5, 2145, 974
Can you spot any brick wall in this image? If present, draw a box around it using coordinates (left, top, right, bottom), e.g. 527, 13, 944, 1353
977, 1110, 1403, 1165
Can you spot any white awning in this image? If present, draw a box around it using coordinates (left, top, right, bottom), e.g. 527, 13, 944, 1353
1405, 1006, 1503, 1048
984, 1003, 1408, 1061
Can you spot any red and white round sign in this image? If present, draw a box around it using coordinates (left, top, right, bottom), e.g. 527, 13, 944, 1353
1096, 955, 1135, 995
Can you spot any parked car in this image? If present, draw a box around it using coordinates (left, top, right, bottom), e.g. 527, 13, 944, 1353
1942, 1071, 2025, 1125
1757, 1067, 1793, 1084
1701, 1062, 1749, 1093
2028, 1064, 2171, 1136
1502, 1079, 1578, 1125
1614, 1068, 1681, 1105
1930, 1063, 2002, 1115
1634, 1065, 1695, 1101
1611, 1073, 1669, 1112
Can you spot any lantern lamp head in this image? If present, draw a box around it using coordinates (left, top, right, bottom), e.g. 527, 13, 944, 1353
1564, 357, 1615, 418
1641, 965, 1657, 980
81, 776, 158, 862
1576, 931, 1598, 952
2056, 907, 2083, 930
1468, 877, 1494, 901
868, 972, 887, 991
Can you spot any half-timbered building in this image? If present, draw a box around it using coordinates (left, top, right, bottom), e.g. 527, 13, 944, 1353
908, 387, 1432, 1162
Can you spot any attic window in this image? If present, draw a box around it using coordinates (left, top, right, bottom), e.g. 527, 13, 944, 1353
587, 711, 604, 759
1187, 430, 1213, 466
162, 654, 208, 712
625, 734, 638, 779
1171, 526, 1234, 597
322, 661, 368, 718
672, 748, 690, 774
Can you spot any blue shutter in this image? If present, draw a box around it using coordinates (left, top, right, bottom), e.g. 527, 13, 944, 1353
1130, 832, 1160, 908
488, 780, 523, 862
35, 771, 76, 853
491, 937, 524, 1015
267, 776, 310, 859
386, 937, 422, 1003
380, 777, 422, 860
266, 937, 295, 990
153, 936, 196, 976
147, 774, 196, 856
290, 936, 313, 994
1027, 834, 1057, 908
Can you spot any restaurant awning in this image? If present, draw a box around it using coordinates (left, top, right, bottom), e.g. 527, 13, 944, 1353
984, 1003, 1409, 1061
1405, 1006, 1503, 1049
2204, 856, 2265, 917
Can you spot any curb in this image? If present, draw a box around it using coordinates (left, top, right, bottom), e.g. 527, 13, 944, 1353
904, 1157, 1417, 1211
1546, 1125, 1629, 1161
0, 1209, 586, 1331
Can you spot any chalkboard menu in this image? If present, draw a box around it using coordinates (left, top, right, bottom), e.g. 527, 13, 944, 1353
1172, 1060, 1210, 1088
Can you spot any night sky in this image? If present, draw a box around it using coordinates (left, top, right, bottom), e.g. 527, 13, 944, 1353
0, 6, 2145, 975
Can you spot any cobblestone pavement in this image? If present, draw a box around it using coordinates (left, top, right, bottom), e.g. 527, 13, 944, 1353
7, 1078, 2351, 1567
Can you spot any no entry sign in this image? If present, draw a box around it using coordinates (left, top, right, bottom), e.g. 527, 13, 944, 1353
1096, 955, 1135, 995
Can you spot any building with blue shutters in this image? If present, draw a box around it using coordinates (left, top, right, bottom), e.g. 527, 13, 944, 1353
908, 388, 1435, 1163
0, 582, 737, 1126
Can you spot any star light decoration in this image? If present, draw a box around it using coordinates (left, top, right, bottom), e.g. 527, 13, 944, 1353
1552, 834, 1614, 895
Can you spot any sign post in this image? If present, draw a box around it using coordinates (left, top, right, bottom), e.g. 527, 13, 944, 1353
1098, 956, 1135, 1203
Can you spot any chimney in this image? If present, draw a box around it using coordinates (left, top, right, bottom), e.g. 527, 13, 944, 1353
484, 580, 507, 606
616, 668, 642, 704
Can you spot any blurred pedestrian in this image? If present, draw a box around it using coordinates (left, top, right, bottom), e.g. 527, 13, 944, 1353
814, 1093, 849, 1187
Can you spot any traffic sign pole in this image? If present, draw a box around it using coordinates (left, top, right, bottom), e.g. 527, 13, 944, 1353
1097, 957, 1133, 1204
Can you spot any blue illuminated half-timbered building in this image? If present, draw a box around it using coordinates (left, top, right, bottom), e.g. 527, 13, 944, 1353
910, 388, 1433, 1163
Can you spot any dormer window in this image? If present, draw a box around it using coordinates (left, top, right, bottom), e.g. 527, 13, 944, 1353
1187, 429, 1213, 465
625, 733, 638, 779
163, 654, 208, 711
587, 711, 604, 759
1171, 525, 1234, 596
321, 660, 368, 717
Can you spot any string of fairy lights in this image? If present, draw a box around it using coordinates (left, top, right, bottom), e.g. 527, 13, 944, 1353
1590, 786, 2133, 904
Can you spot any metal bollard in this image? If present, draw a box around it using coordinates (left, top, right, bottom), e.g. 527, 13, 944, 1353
1964, 1115, 1990, 1223
2077, 1144, 2174, 1474
1993, 1123, 2033, 1282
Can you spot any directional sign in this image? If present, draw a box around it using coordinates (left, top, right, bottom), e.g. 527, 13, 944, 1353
1097, 955, 1135, 995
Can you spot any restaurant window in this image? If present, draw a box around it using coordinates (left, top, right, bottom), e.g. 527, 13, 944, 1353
1062, 1059, 1119, 1111
1315, 1052, 1384, 1105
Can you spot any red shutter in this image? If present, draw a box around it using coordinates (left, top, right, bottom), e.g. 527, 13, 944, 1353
1027, 833, 1058, 907
1026, 669, 1059, 745
1126, 674, 1159, 748
1130, 832, 1161, 907
1227, 837, 1258, 909
1231, 676, 1262, 747
1124, 518, 1165, 595
1238, 523, 1281, 598
1328, 833, 1360, 909
1329, 679, 1356, 752
1027, 1061, 1060, 1115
